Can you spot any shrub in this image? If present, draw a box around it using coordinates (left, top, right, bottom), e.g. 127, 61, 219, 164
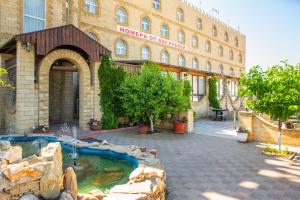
208, 75, 221, 109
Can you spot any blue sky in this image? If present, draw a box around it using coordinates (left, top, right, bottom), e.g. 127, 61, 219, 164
188, 0, 300, 70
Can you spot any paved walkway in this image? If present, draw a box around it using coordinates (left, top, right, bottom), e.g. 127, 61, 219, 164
95, 123, 300, 200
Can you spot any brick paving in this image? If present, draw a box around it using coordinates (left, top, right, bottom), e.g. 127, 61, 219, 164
95, 121, 300, 200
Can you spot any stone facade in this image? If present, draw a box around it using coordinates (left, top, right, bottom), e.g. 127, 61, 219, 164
0, 0, 246, 132
239, 111, 300, 147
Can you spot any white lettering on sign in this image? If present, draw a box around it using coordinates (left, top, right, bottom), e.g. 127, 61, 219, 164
117, 25, 187, 51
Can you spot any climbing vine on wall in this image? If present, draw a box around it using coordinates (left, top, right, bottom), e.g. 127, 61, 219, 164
208, 75, 221, 109
98, 56, 127, 129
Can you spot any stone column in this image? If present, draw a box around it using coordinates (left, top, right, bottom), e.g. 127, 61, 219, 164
179, 109, 194, 133
15, 41, 35, 133
90, 61, 101, 121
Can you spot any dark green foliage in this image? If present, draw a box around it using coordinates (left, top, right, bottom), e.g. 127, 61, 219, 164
208, 76, 221, 109
98, 56, 126, 129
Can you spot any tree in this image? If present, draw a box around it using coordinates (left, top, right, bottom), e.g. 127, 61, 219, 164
120, 62, 191, 133
98, 56, 126, 129
239, 62, 300, 149
208, 75, 221, 109
0, 67, 13, 89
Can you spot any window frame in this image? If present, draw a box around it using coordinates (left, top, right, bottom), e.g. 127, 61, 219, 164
141, 16, 151, 32
176, 8, 184, 22
206, 61, 212, 72
191, 75, 206, 102
116, 7, 127, 24
224, 32, 229, 42
23, 0, 46, 33
178, 30, 185, 44
141, 46, 151, 60
153, 0, 161, 10
84, 0, 98, 14
196, 18, 203, 30
87, 32, 97, 41
161, 23, 169, 39
115, 39, 127, 56
161, 50, 169, 64
205, 40, 211, 53
212, 25, 218, 37
192, 35, 199, 48
192, 58, 199, 69
218, 46, 224, 57
235, 37, 239, 47
178, 54, 185, 67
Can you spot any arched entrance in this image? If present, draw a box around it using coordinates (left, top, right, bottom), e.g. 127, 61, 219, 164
38, 49, 92, 130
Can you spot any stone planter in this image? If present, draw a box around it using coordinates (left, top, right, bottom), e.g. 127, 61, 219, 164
237, 132, 248, 143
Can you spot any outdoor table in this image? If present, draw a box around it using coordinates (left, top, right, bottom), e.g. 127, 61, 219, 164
211, 108, 227, 121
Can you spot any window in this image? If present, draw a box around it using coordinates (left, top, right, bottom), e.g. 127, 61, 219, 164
192, 35, 199, 48
141, 46, 151, 60
117, 7, 127, 24
87, 32, 97, 41
238, 54, 243, 63
212, 25, 217, 37
206, 61, 212, 71
23, 0, 45, 33
141, 16, 150, 32
192, 58, 199, 69
178, 54, 185, 67
191, 75, 205, 102
229, 49, 234, 60
228, 80, 238, 98
224, 32, 229, 42
161, 24, 169, 38
205, 40, 211, 53
177, 8, 184, 21
85, 0, 97, 14
235, 37, 239, 47
218, 46, 223, 57
161, 51, 169, 64
178, 30, 185, 43
196, 18, 202, 30
230, 67, 235, 76
217, 79, 224, 97
219, 64, 224, 74
153, 0, 161, 10
116, 39, 127, 56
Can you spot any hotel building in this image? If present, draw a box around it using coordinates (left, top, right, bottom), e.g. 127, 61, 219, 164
0, 0, 246, 132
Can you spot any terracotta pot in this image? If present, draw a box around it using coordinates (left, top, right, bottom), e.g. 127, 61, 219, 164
174, 122, 186, 134
138, 125, 149, 134
91, 124, 102, 131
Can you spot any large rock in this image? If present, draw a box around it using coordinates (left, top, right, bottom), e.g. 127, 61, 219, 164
103, 193, 148, 200
77, 194, 99, 200
0, 192, 10, 200
0, 142, 22, 164
60, 191, 74, 200
63, 167, 78, 200
109, 180, 152, 195
89, 189, 106, 200
40, 142, 63, 199
1, 161, 43, 182
20, 194, 39, 200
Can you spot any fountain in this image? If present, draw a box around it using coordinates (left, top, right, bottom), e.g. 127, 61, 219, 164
32, 139, 48, 155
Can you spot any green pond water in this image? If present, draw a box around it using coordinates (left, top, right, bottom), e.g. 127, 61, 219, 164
11, 141, 135, 193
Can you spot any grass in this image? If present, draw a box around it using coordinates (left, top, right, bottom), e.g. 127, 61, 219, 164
263, 146, 291, 157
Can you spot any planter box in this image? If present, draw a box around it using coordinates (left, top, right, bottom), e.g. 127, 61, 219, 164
237, 132, 248, 143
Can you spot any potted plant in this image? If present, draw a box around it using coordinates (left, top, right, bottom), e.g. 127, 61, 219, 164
173, 117, 187, 134
88, 119, 102, 131
236, 127, 249, 143
32, 125, 49, 133
138, 124, 149, 134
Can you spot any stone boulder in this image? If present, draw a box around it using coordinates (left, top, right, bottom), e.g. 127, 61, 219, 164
40, 142, 63, 199
109, 180, 152, 195
1, 161, 43, 182
20, 194, 39, 200
89, 189, 106, 200
0, 141, 22, 164
0, 192, 10, 200
103, 194, 148, 200
60, 191, 75, 200
77, 194, 99, 200
63, 167, 78, 200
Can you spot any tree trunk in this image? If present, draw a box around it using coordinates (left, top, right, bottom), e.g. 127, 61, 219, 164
149, 115, 154, 133
278, 120, 282, 150
234, 111, 237, 129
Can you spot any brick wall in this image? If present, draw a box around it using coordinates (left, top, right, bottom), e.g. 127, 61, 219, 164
239, 111, 300, 147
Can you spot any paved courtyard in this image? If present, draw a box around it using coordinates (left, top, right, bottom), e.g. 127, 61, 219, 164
95, 120, 300, 200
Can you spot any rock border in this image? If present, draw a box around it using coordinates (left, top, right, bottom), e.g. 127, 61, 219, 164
0, 134, 166, 200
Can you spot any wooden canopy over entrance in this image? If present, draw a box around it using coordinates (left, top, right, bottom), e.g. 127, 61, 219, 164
0, 24, 111, 61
